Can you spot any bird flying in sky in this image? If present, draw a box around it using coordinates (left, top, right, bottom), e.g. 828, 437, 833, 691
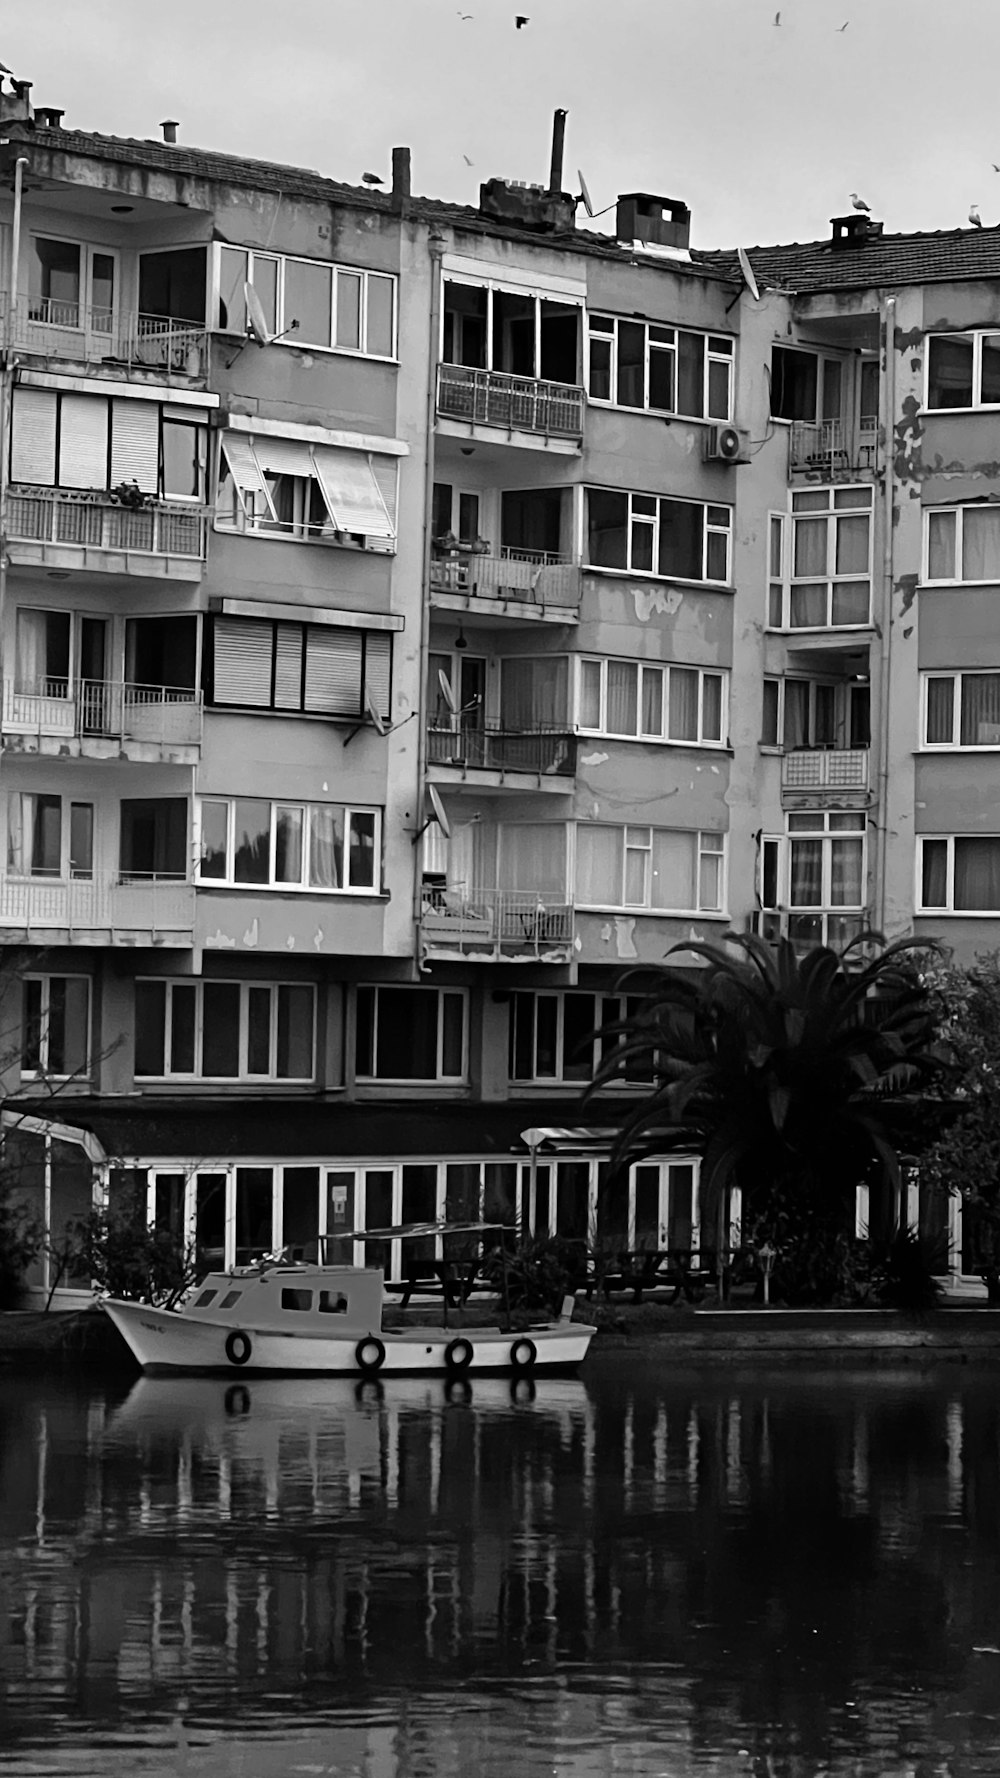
463, 155, 474, 166
515, 14, 529, 26
970, 204, 983, 228
773, 11, 781, 23
836, 20, 849, 30
850, 192, 870, 212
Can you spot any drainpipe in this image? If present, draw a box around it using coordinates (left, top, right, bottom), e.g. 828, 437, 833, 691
0, 158, 29, 727
415, 229, 445, 956
875, 295, 896, 935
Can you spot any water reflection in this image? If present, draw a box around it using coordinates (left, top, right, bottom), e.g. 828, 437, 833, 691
2, 1359, 1000, 1774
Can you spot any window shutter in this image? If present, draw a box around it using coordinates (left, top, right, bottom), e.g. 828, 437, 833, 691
274, 623, 304, 709
11, 388, 57, 485
311, 445, 395, 539
58, 394, 109, 489
221, 434, 276, 517
363, 631, 392, 719
253, 437, 314, 478
304, 627, 362, 714
110, 399, 159, 491
212, 618, 274, 706
370, 456, 398, 529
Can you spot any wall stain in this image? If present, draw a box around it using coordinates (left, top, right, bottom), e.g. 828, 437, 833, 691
895, 573, 919, 615
614, 917, 638, 959
580, 750, 609, 767
893, 394, 924, 486
632, 585, 683, 621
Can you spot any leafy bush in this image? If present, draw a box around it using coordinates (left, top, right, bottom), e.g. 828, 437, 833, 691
0, 1185, 43, 1309
481, 1236, 582, 1316
870, 1227, 946, 1313
70, 1192, 195, 1307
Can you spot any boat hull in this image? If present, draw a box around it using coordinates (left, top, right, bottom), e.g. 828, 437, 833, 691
101, 1298, 596, 1377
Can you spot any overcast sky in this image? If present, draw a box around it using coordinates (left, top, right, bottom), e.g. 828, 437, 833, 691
7, 0, 999, 250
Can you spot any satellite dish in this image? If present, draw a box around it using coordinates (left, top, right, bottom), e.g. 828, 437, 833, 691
244, 281, 272, 345
577, 169, 595, 219
437, 669, 457, 715
737, 246, 760, 303
428, 783, 452, 841
364, 684, 387, 736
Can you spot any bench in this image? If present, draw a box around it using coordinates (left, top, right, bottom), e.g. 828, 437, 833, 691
594, 1246, 760, 1305
385, 1256, 484, 1310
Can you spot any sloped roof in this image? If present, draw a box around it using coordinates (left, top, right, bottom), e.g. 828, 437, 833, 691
701, 226, 1000, 295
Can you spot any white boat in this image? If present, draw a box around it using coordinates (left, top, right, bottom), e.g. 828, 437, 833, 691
100, 1223, 596, 1379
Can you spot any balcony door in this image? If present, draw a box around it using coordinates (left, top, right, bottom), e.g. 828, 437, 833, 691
78, 618, 111, 735
428, 651, 486, 763
28, 236, 117, 349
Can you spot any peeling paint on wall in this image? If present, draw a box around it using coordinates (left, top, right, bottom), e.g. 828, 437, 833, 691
894, 394, 924, 486
895, 573, 919, 615
313, 928, 325, 950
204, 930, 237, 950
580, 751, 609, 767
632, 585, 683, 622
614, 917, 638, 959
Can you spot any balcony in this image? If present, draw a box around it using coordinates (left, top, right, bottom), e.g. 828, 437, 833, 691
1, 293, 209, 385
7, 487, 207, 580
430, 546, 581, 621
427, 723, 576, 786
0, 872, 195, 946
789, 419, 879, 479
436, 365, 584, 446
2, 680, 203, 761
780, 747, 869, 807
420, 885, 575, 963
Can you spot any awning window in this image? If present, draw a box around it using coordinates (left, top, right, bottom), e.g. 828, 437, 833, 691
221, 434, 276, 519
311, 445, 395, 540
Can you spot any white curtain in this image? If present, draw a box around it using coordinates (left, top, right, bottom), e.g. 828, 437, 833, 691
667, 669, 698, 741
793, 516, 827, 577
6, 795, 25, 874
961, 674, 1000, 745
641, 666, 663, 735
607, 661, 637, 734
789, 838, 822, 906
15, 611, 46, 693
927, 511, 956, 579
925, 678, 954, 744
500, 824, 565, 894
963, 507, 1000, 581
576, 825, 619, 905
954, 837, 1000, 911
651, 830, 695, 909
308, 806, 341, 889
830, 837, 863, 907
835, 514, 870, 575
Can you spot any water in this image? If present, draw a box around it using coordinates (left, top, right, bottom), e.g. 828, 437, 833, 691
2, 1355, 1000, 1776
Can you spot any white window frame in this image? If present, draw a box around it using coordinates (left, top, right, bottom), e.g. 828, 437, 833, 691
508, 988, 654, 1085
5, 791, 94, 881
195, 798, 381, 895
135, 979, 316, 1082
923, 505, 1000, 585
925, 331, 1000, 412
768, 486, 873, 631
355, 985, 468, 1083
214, 244, 397, 360
20, 973, 91, 1079
585, 488, 732, 585
576, 823, 727, 915
27, 233, 121, 336
215, 433, 395, 553
586, 314, 733, 421
917, 834, 1000, 915
769, 344, 845, 425
8, 387, 208, 503
576, 656, 727, 747
920, 671, 1000, 749
441, 277, 583, 382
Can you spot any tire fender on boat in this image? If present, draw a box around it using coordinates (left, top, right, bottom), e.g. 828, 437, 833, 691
443, 1336, 474, 1373
225, 1330, 252, 1367
355, 1335, 387, 1374
509, 1336, 537, 1373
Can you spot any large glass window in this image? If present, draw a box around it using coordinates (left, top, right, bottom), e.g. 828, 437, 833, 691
7, 794, 93, 879
585, 489, 731, 583
919, 836, 1000, 913
921, 672, 1000, 747
21, 976, 90, 1078
217, 245, 396, 357
197, 798, 380, 893
926, 332, 1000, 410
768, 487, 873, 629
134, 979, 315, 1079
509, 991, 653, 1083
576, 824, 725, 912
355, 987, 466, 1081
588, 315, 733, 420
577, 656, 726, 745
926, 505, 1000, 583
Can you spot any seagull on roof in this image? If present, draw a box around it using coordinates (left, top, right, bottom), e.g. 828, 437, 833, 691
773, 10, 781, 22
361, 172, 384, 186
970, 204, 983, 228
850, 192, 870, 212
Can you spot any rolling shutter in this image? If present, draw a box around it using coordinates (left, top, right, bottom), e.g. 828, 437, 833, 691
311, 445, 394, 539
11, 388, 58, 485
253, 437, 314, 478
58, 394, 110, 489
304, 627, 362, 714
274, 623, 304, 709
363, 631, 392, 719
370, 455, 398, 531
110, 399, 159, 491
212, 618, 274, 706
220, 433, 276, 518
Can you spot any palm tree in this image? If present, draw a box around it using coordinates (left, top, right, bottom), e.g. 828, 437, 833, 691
587, 933, 946, 1297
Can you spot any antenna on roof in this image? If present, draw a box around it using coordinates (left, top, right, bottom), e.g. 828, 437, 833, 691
574, 169, 614, 221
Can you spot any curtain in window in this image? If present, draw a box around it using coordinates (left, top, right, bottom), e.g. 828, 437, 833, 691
308, 806, 341, 889
499, 658, 566, 729
500, 824, 565, 894
921, 840, 948, 908
961, 674, 1000, 744
927, 511, 956, 579
667, 669, 698, 741
954, 837, 1000, 910
782, 682, 809, 747
790, 584, 828, 628
830, 837, 863, 907
925, 679, 954, 744
793, 516, 827, 577
835, 515, 870, 575
6, 795, 25, 874
15, 610, 46, 693
641, 667, 663, 735
579, 660, 602, 728
651, 830, 695, 908
962, 507, 1000, 581
789, 838, 822, 906
576, 825, 620, 904
446, 819, 494, 895
607, 661, 638, 734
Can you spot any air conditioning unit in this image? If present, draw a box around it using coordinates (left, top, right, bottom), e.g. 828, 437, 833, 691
704, 424, 751, 465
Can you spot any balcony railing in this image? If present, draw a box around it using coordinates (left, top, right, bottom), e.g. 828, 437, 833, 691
1, 292, 209, 380
430, 546, 582, 611
437, 364, 585, 439
420, 885, 575, 961
427, 723, 576, 777
2, 679, 203, 749
789, 418, 879, 477
0, 872, 195, 940
7, 487, 208, 561
781, 748, 869, 791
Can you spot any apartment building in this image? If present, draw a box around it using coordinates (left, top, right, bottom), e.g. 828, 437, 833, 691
1, 93, 996, 1299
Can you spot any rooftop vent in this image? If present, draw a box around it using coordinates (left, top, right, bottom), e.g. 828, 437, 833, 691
34, 106, 64, 129
830, 213, 883, 250
616, 192, 691, 254
479, 108, 576, 235
160, 119, 179, 145
0, 80, 31, 126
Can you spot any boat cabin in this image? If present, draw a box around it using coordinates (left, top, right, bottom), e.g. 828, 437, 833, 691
187, 1265, 384, 1334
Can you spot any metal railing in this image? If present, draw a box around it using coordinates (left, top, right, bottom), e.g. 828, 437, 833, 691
7, 487, 207, 560
437, 364, 585, 438
0, 871, 195, 938
1, 292, 209, 379
427, 723, 576, 776
789, 418, 879, 475
430, 546, 582, 610
2, 679, 203, 747
420, 885, 575, 960
781, 747, 869, 790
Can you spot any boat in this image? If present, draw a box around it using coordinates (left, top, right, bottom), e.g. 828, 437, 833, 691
100, 1221, 597, 1378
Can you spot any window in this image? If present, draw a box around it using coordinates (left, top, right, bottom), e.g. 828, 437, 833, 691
768, 488, 872, 629
120, 799, 187, 880
922, 673, 1000, 747
197, 798, 380, 893
29, 236, 116, 330
217, 245, 396, 357
7, 794, 93, 879
586, 489, 731, 583
21, 976, 90, 1077
442, 281, 581, 384
14, 608, 71, 696
577, 657, 726, 745
134, 979, 316, 1080
216, 431, 397, 551
925, 504, 1000, 583
919, 836, 1000, 912
588, 315, 733, 420
758, 818, 867, 946
761, 677, 870, 749
355, 986, 466, 1081
576, 824, 725, 913
209, 617, 391, 719
770, 346, 843, 424
9, 388, 208, 499
926, 332, 1000, 411
509, 991, 653, 1083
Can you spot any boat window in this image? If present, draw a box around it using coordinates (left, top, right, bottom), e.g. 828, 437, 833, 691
194, 1289, 217, 1308
319, 1290, 348, 1314
281, 1288, 313, 1311
219, 1290, 243, 1310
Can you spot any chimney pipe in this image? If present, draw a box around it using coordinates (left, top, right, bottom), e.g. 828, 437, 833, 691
35, 107, 64, 129
11, 81, 32, 102
549, 108, 567, 195
160, 119, 178, 145
391, 145, 411, 209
